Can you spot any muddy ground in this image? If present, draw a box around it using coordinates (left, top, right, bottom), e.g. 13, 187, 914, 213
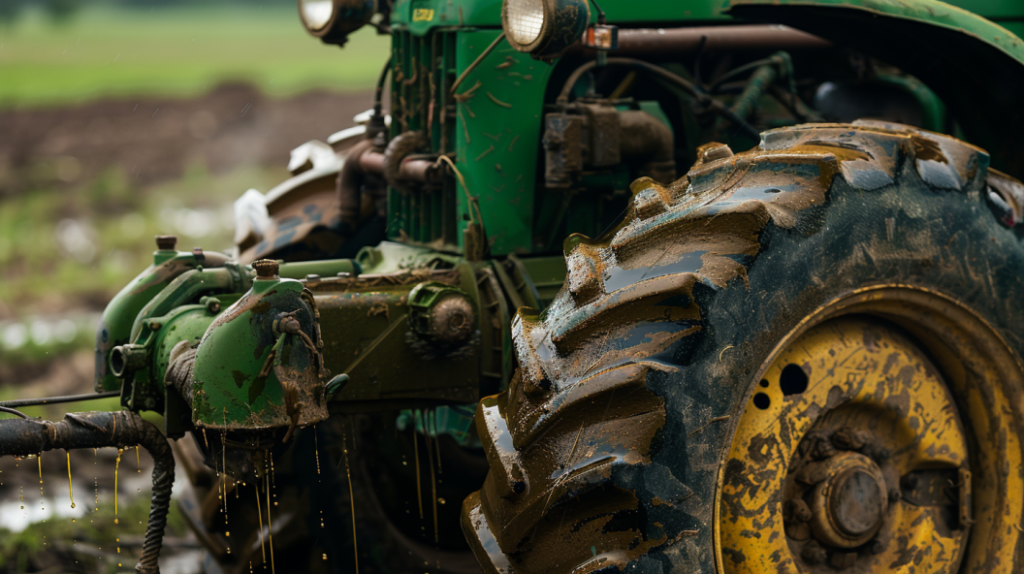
0, 85, 374, 573
0, 83, 373, 196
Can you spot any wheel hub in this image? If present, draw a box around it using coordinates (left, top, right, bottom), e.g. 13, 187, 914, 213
719, 317, 972, 573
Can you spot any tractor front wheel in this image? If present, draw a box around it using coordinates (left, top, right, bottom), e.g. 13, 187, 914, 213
462, 122, 1024, 574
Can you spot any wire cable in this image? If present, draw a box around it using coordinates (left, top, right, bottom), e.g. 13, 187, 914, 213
555, 57, 760, 139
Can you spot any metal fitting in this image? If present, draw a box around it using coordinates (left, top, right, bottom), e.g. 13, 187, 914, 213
155, 235, 178, 250
254, 259, 280, 280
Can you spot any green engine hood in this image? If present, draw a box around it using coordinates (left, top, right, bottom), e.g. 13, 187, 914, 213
728, 0, 1024, 177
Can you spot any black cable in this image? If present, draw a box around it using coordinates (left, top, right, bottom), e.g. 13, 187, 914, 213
555, 57, 760, 139
0, 406, 29, 419
589, 0, 606, 24
373, 56, 392, 117
0, 390, 120, 408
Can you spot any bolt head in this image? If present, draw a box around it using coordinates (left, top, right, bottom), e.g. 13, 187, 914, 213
254, 259, 279, 279
155, 235, 178, 251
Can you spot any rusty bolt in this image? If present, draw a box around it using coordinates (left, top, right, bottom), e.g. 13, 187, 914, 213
278, 316, 302, 335
800, 541, 827, 565
829, 551, 857, 569
831, 427, 866, 450
155, 235, 178, 250
254, 259, 279, 279
784, 499, 812, 523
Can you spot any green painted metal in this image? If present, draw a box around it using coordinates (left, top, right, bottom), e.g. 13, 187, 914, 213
942, 0, 1024, 19
727, 0, 1024, 57
453, 30, 552, 255
94, 248, 208, 392
390, 0, 729, 36
191, 274, 328, 430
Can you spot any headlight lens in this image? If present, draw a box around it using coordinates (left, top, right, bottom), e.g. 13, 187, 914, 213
502, 0, 589, 60
505, 0, 545, 46
299, 0, 335, 31
298, 0, 376, 46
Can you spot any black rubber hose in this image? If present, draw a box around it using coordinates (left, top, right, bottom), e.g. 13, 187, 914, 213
0, 411, 174, 574
554, 57, 761, 140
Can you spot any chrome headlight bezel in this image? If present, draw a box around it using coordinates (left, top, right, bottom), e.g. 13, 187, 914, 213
502, 0, 590, 59
298, 0, 377, 46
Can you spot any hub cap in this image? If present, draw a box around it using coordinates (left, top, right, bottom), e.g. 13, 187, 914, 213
718, 317, 970, 572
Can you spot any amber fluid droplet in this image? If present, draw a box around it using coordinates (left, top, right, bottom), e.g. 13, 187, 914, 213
114, 448, 122, 523
67, 451, 75, 508
314, 429, 321, 479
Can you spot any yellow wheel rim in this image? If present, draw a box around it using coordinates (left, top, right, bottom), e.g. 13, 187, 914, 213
720, 317, 970, 572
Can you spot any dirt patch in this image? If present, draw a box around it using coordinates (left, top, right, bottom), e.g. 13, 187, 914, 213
0, 83, 375, 195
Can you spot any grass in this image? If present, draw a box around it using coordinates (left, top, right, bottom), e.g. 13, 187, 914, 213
0, 163, 290, 321
0, 4, 390, 108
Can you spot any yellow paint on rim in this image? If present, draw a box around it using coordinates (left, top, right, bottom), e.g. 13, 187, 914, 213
720, 317, 969, 573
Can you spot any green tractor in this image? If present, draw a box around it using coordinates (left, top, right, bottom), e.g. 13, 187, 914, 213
5, 0, 1024, 572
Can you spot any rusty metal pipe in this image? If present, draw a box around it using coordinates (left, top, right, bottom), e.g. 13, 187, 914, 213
0, 411, 174, 574
357, 149, 386, 174
338, 139, 377, 227
569, 24, 831, 56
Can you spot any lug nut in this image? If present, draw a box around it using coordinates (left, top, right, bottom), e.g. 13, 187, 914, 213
801, 541, 827, 565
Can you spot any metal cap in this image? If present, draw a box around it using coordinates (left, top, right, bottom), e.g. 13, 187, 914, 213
155, 235, 178, 251
253, 259, 279, 279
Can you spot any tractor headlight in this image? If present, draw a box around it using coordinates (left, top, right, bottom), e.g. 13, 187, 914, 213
298, 0, 376, 46
502, 0, 590, 60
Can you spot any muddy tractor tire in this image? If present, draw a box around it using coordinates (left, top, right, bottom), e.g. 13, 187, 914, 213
462, 122, 1024, 574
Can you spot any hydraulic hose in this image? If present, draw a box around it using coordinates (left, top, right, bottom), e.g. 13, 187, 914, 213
555, 57, 760, 140
0, 411, 174, 574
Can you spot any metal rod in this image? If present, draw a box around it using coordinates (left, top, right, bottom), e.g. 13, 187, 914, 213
0, 406, 29, 419
0, 391, 120, 408
567, 24, 831, 56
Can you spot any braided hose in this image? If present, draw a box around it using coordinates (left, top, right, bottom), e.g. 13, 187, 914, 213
0, 411, 175, 574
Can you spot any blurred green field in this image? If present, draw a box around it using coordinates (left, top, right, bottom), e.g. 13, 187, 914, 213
0, 4, 390, 108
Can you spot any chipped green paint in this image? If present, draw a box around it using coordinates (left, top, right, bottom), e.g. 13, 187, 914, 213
190, 275, 328, 430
